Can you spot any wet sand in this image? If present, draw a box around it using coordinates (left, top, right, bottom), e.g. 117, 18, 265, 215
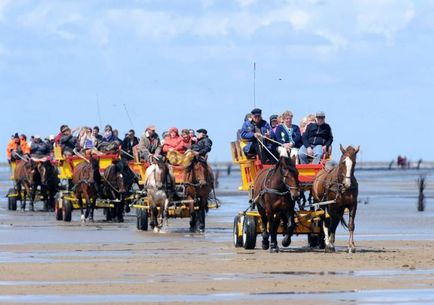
1, 167, 434, 304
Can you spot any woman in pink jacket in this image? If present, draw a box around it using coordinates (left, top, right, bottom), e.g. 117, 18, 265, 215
162, 127, 184, 154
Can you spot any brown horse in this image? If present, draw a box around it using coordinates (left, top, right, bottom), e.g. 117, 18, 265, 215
36, 160, 60, 212
252, 147, 300, 253
102, 160, 127, 223
14, 159, 38, 211
72, 156, 101, 222
185, 157, 214, 233
312, 144, 359, 253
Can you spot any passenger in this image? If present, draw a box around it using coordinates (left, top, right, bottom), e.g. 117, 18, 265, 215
45, 135, 55, 154
121, 129, 139, 161
6, 133, 30, 162
189, 129, 198, 144
269, 114, 279, 133
180, 129, 193, 153
30, 135, 50, 158
191, 129, 213, 157
102, 125, 115, 142
299, 111, 333, 164
55, 125, 68, 144
112, 129, 122, 146
136, 125, 162, 162
299, 114, 316, 135
240, 108, 274, 164
60, 126, 78, 156
78, 127, 101, 156
162, 127, 184, 154
92, 126, 103, 142
275, 110, 302, 163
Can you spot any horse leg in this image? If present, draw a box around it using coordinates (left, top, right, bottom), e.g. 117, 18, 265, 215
29, 184, 36, 212
161, 197, 169, 231
17, 182, 24, 211
259, 206, 269, 250
322, 216, 335, 253
79, 196, 85, 222
197, 197, 206, 233
117, 195, 124, 223
89, 197, 95, 222
189, 197, 197, 233
269, 215, 280, 253
282, 211, 295, 247
348, 204, 358, 253
41, 185, 48, 211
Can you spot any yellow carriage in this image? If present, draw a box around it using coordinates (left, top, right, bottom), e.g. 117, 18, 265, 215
230, 140, 329, 249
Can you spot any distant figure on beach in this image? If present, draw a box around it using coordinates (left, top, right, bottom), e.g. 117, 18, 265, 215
397, 155, 407, 169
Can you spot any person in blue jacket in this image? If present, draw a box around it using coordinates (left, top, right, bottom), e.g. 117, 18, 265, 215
240, 108, 275, 163
274, 110, 302, 163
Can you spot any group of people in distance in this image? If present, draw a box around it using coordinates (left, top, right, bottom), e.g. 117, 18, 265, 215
239, 108, 333, 165
7, 124, 212, 166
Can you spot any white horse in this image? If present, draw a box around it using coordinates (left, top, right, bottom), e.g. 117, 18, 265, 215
144, 160, 175, 232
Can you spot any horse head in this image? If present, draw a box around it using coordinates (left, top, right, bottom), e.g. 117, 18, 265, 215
35, 160, 50, 186
191, 158, 210, 187
113, 160, 127, 194
277, 147, 300, 200
339, 144, 360, 189
89, 155, 101, 183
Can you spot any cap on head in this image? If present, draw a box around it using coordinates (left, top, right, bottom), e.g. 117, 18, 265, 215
316, 111, 325, 118
14, 133, 19, 139
196, 128, 207, 135
269, 114, 278, 122
251, 108, 262, 116
61, 126, 70, 133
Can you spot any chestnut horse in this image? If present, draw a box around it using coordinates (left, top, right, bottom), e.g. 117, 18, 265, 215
185, 157, 214, 233
252, 147, 300, 253
14, 159, 38, 211
312, 145, 359, 253
102, 160, 128, 223
72, 156, 101, 222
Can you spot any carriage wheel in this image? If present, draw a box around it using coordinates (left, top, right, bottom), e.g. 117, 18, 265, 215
54, 193, 63, 221
136, 208, 148, 231
233, 215, 243, 248
7, 188, 17, 211
62, 199, 72, 222
242, 215, 257, 250
308, 233, 325, 249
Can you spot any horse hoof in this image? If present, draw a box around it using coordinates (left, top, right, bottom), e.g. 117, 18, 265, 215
281, 237, 291, 248
80, 215, 85, 222
21, 208, 25, 212
262, 240, 270, 250
270, 247, 279, 253
325, 245, 335, 253
348, 247, 356, 254
154, 227, 159, 233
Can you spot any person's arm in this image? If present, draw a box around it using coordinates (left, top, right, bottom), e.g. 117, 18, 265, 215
240, 121, 254, 140
292, 125, 302, 148
325, 124, 333, 147
302, 125, 311, 147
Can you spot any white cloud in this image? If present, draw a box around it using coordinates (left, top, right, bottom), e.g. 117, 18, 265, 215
354, 0, 415, 43
18, 2, 82, 40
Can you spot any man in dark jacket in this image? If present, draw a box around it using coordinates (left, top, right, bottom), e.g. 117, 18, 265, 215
121, 129, 139, 160
136, 125, 162, 162
60, 126, 77, 156
30, 135, 50, 158
299, 111, 333, 164
191, 129, 212, 157
240, 108, 274, 163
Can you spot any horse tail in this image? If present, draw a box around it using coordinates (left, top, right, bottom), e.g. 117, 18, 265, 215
340, 216, 348, 230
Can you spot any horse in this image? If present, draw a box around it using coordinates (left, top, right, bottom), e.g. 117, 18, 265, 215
72, 156, 101, 222
252, 146, 300, 253
184, 156, 214, 233
312, 144, 359, 253
14, 159, 38, 211
102, 159, 137, 222
144, 158, 175, 232
36, 159, 60, 212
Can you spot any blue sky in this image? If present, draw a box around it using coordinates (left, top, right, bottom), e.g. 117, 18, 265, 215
1, 0, 433, 163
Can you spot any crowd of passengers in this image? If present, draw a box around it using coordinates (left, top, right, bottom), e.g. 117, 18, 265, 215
6, 124, 212, 165
239, 108, 333, 165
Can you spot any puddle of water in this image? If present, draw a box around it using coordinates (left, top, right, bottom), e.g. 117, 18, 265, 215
0, 289, 434, 304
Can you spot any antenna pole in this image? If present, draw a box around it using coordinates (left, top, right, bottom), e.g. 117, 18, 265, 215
123, 103, 135, 129
253, 62, 256, 108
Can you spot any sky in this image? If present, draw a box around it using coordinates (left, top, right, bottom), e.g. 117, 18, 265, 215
1, 0, 434, 163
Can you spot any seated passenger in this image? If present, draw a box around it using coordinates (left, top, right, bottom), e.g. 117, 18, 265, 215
30, 135, 50, 159
275, 110, 302, 163
299, 114, 316, 135
163, 127, 185, 165
60, 126, 78, 156
240, 108, 274, 164
299, 111, 333, 164
181, 129, 193, 153
6, 133, 30, 162
191, 129, 212, 157
78, 127, 101, 156
121, 129, 139, 161
136, 125, 162, 162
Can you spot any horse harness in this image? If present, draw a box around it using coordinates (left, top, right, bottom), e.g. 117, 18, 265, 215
318, 166, 356, 202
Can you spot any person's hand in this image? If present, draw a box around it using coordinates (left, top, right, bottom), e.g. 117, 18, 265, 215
254, 132, 261, 138
284, 143, 292, 149
307, 147, 313, 156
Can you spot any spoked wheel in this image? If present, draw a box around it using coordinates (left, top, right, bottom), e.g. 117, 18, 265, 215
233, 215, 243, 248
136, 208, 148, 231
242, 215, 257, 250
7, 188, 17, 211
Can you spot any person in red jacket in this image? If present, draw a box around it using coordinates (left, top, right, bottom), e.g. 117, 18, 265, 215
162, 127, 184, 153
